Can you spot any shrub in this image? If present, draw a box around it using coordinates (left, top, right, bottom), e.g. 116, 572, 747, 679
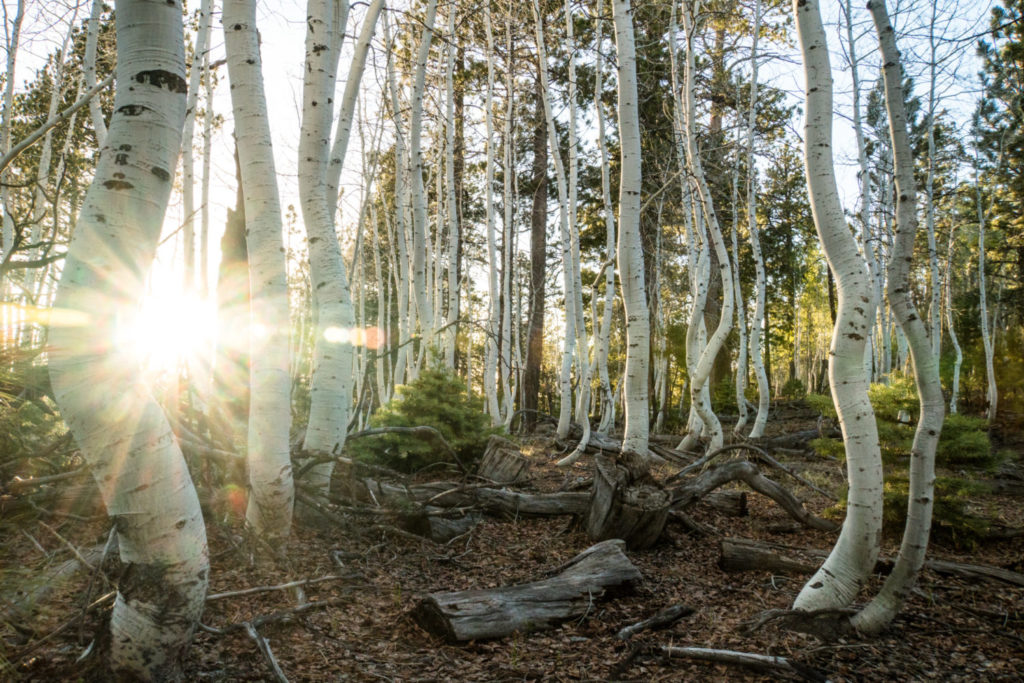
780, 376, 806, 400
347, 365, 495, 473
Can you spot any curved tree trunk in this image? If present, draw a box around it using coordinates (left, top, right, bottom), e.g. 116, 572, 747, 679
47, 2, 208, 677
792, 0, 883, 612
223, 0, 294, 539
852, 0, 944, 633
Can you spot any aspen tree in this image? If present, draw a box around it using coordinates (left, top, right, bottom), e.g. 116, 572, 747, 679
47, 1, 208, 676
852, 0, 944, 632
223, 0, 294, 538
181, 0, 213, 292
745, 0, 771, 439
84, 0, 107, 148
792, 0, 883, 612
483, 3, 502, 422
612, 0, 650, 458
679, 0, 734, 453
443, 5, 460, 369
0, 0, 25, 264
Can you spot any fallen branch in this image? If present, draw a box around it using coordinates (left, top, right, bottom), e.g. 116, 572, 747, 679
243, 622, 289, 683
671, 461, 838, 531
616, 604, 694, 640
207, 574, 363, 602
658, 645, 827, 682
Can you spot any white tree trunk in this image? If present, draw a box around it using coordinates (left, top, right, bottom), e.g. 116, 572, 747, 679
612, 0, 650, 458
482, 4, 501, 423
223, 0, 294, 538
84, 0, 107, 148
745, 0, 770, 439
974, 146, 997, 422
409, 0, 439, 349
0, 0, 25, 263
680, 0, 734, 453
200, 36, 213, 296
852, 0, 944, 633
946, 225, 962, 414
180, 0, 213, 292
792, 0, 883, 612
47, 2, 208, 676
443, 6, 459, 369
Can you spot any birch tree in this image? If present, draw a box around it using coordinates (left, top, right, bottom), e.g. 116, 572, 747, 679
47, 1, 208, 676
223, 0, 294, 539
181, 0, 213, 292
792, 0, 883, 612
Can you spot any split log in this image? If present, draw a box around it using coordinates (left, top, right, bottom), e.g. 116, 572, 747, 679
585, 454, 670, 550
401, 507, 483, 543
412, 539, 641, 642
359, 478, 589, 517
718, 538, 816, 574
719, 537, 1024, 587
703, 490, 748, 517
477, 436, 530, 484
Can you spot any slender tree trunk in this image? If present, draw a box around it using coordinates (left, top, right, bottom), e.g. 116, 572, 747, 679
47, 2, 208, 676
852, 0, 944, 633
181, 0, 213, 292
523, 62, 548, 433
223, 0, 294, 539
792, 0, 883, 612
84, 0, 107, 148
0, 0, 25, 264
613, 0, 650, 458
974, 146, 997, 422
443, 6, 460, 369
946, 225, 962, 414
483, 4, 501, 422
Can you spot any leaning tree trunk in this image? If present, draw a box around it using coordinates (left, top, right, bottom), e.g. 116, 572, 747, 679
47, 1, 208, 677
851, 0, 944, 633
0, 0, 25, 264
83, 0, 107, 148
791, 0, 883, 612
223, 0, 294, 539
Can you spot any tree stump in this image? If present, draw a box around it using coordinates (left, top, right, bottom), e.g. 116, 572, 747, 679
477, 435, 530, 484
704, 490, 748, 516
412, 539, 641, 642
585, 454, 670, 550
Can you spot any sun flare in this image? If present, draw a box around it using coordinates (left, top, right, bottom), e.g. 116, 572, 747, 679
115, 291, 218, 376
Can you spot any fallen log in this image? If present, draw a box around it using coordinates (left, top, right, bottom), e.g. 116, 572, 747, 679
477, 436, 530, 484
585, 454, 670, 550
719, 537, 1024, 587
703, 490, 748, 517
412, 539, 641, 642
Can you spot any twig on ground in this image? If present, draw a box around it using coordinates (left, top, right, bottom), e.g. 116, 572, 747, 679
658, 645, 827, 682
207, 574, 363, 602
244, 622, 289, 682
616, 604, 695, 640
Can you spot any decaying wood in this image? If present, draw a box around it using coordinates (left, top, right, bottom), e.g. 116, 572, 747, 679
243, 622, 289, 683
616, 603, 694, 640
671, 461, 837, 531
703, 490, 748, 517
718, 537, 817, 574
477, 435, 530, 483
412, 539, 641, 642
358, 478, 590, 517
585, 454, 670, 550
401, 507, 483, 543
719, 537, 1024, 587
658, 645, 827, 682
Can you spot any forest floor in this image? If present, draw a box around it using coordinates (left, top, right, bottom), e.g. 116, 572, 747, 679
3, 412, 1024, 682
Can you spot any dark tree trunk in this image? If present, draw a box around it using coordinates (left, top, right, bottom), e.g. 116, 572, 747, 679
522, 66, 548, 432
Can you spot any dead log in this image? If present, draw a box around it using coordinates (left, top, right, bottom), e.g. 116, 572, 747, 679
358, 478, 589, 517
671, 461, 837, 532
703, 490, 748, 517
585, 454, 670, 550
401, 507, 483, 543
718, 537, 1024, 587
718, 538, 817, 574
412, 539, 641, 642
476, 436, 530, 484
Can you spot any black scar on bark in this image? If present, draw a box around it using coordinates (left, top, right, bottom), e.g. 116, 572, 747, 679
134, 70, 187, 94
117, 104, 148, 116
151, 167, 171, 182
103, 179, 134, 190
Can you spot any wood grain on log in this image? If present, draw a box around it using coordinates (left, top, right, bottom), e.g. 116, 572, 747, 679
585, 455, 670, 550
477, 436, 530, 484
412, 539, 641, 642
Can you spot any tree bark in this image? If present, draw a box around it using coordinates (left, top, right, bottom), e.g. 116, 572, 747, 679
47, 2, 208, 676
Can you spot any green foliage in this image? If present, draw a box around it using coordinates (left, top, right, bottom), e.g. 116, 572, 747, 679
883, 477, 990, 550
808, 373, 997, 547
347, 365, 495, 473
779, 376, 806, 400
